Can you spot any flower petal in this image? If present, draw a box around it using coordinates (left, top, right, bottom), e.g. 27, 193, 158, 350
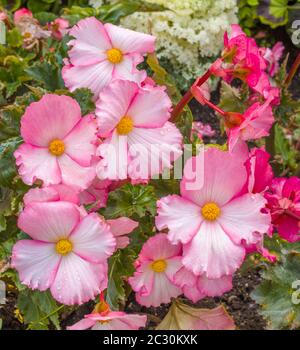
104, 22, 155, 53
219, 193, 271, 245
156, 195, 202, 244
181, 147, 248, 207
127, 85, 171, 128
70, 213, 115, 263
62, 61, 113, 100
96, 79, 138, 137
18, 201, 80, 242
14, 144, 61, 186
57, 154, 95, 190
127, 122, 182, 180
67, 318, 96, 330
182, 221, 245, 278
51, 253, 107, 305
63, 114, 97, 167
20, 94, 81, 147
11, 240, 61, 291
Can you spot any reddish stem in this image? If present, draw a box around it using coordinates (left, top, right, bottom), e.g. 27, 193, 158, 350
284, 52, 300, 87
171, 69, 212, 121
200, 96, 226, 116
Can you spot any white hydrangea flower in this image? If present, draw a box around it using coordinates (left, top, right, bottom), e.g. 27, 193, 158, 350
118, 0, 238, 89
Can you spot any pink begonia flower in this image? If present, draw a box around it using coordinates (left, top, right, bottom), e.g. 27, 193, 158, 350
0, 11, 8, 21
107, 217, 138, 249
95, 80, 182, 181
191, 121, 215, 141
225, 97, 275, 151
261, 42, 284, 77
13, 8, 33, 23
128, 233, 182, 307
265, 177, 300, 242
68, 299, 146, 330
11, 202, 116, 305
245, 147, 273, 194
174, 267, 232, 303
14, 94, 97, 190
49, 18, 69, 40
62, 17, 155, 99
79, 178, 112, 211
23, 184, 80, 206
156, 147, 271, 279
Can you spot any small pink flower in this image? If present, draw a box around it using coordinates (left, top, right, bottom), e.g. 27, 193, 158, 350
128, 234, 182, 307
11, 202, 116, 305
156, 147, 271, 278
0, 11, 8, 22
107, 217, 138, 249
13, 8, 33, 23
62, 17, 155, 99
95, 80, 182, 181
261, 42, 284, 77
243, 232, 276, 263
49, 18, 69, 40
265, 177, 300, 242
174, 267, 232, 303
225, 98, 274, 151
68, 299, 146, 330
14, 94, 97, 190
245, 147, 273, 194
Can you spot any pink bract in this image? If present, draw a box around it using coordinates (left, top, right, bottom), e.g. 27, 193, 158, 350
265, 177, 300, 242
11, 202, 116, 305
107, 217, 138, 249
62, 17, 155, 100
156, 147, 271, 279
14, 94, 97, 190
261, 42, 284, 77
95, 80, 182, 181
128, 233, 182, 307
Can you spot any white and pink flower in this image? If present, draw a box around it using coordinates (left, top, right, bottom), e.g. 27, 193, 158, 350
95, 79, 182, 181
129, 234, 182, 307
62, 17, 155, 99
11, 201, 116, 305
156, 147, 271, 279
14, 94, 97, 190
68, 299, 146, 330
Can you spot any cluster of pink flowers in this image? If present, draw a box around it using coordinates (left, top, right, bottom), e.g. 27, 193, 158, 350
9, 13, 299, 330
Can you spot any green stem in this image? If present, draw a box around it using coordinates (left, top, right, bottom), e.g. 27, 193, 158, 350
29, 304, 64, 329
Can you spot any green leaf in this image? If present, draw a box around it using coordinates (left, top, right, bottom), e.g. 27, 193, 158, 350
35, 11, 57, 25
27, 0, 51, 13
25, 61, 65, 91
0, 106, 23, 142
0, 137, 22, 188
102, 183, 157, 219
71, 88, 95, 115
218, 81, 246, 113
17, 289, 61, 330
257, 0, 289, 28
6, 28, 23, 48
106, 248, 136, 309
251, 253, 300, 329
97, 0, 167, 24
274, 123, 297, 171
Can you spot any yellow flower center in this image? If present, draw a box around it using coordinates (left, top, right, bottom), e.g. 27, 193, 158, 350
201, 202, 221, 221
151, 259, 167, 273
55, 239, 73, 255
106, 48, 123, 64
116, 116, 133, 135
49, 139, 65, 156
23, 32, 32, 39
